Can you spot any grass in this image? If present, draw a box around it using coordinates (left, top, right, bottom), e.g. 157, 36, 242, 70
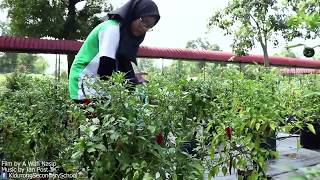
0, 74, 7, 84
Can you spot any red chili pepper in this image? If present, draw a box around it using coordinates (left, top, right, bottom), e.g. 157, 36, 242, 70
225, 127, 232, 140
156, 132, 164, 145
83, 99, 91, 105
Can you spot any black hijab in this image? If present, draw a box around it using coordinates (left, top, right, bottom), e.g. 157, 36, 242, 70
107, 0, 160, 65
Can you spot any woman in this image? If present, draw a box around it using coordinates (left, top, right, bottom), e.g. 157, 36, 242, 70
69, 0, 160, 101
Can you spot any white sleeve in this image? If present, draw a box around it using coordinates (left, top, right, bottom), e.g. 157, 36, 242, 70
98, 24, 120, 59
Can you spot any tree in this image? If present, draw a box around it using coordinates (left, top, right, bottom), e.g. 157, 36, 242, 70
184, 37, 221, 74
0, 21, 48, 74
0, 53, 49, 74
0, 53, 18, 73
208, 0, 301, 67
274, 49, 296, 58
286, 0, 320, 39
17, 54, 39, 73
2, 0, 112, 40
136, 58, 156, 73
1, 0, 113, 74
0, 21, 11, 36
186, 37, 220, 51
0, 21, 16, 73
32, 57, 49, 74
284, 0, 320, 58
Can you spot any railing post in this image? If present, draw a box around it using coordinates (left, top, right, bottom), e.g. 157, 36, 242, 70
67, 54, 75, 78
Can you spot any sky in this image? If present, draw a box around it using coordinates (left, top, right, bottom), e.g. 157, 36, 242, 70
0, 0, 319, 74
115, 0, 231, 49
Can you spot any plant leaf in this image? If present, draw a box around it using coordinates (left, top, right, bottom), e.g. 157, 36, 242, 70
208, 166, 219, 179
256, 123, 260, 131
270, 123, 276, 130
222, 166, 228, 175
307, 123, 316, 134
87, 147, 95, 153
93, 144, 106, 151
92, 118, 100, 124
147, 126, 156, 133
142, 173, 153, 180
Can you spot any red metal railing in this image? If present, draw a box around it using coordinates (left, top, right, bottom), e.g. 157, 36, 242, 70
138, 46, 320, 69
0, 36, 320, 72
280, 68, 320, 75
0, 36, 82, 54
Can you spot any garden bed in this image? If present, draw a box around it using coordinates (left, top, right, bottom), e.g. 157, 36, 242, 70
1, 67, 319, 180
204, 133, 320, 179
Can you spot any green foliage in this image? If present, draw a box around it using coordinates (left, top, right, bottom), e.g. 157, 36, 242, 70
185, 37, 221, 74
274, 48, 297, 58
17, 53, 48, 73
299, 80, 320, 124
286, 0, 320, 39
33, 57, 49, 74
208, 0, 300, 66
1, 69, 320, 179
136, 58, 157, 73
0, 53, 18, 73
200, 66, 283, 178
277, 74, 320, 135
186, 37, 220, 51
169, 37, 221, 76
1, 0, 112, 40
0, 53, 48, 74
70, 73, 205, 179
293, 164, 320, 179
0, 72, 77, 168
3, 71, 32, 91
170, 60, 207, 77
59, 70, 69, 80
0, 21, 11, 36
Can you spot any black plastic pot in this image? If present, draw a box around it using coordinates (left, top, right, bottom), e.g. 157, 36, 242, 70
256, 132, 277, 162
181, 140, 197, 155
300, 122, 320, 149
261, 135, 277, 152
237, 169, 253, 180
260, 131, 277, 152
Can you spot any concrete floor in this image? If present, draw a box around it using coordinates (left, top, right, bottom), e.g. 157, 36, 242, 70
204, 133, 320, 180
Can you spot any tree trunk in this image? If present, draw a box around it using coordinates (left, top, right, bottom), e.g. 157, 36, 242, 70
64, 0, 79, 40
262, 44, 269, 67
259, 35, 270, 67
67, 54, 75, 77
65, 0, 79, 77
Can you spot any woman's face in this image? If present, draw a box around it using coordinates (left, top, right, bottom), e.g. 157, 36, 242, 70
131, 16, 157, 37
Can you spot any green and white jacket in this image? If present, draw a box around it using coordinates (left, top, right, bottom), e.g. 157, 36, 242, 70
69, 20, 120, 100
